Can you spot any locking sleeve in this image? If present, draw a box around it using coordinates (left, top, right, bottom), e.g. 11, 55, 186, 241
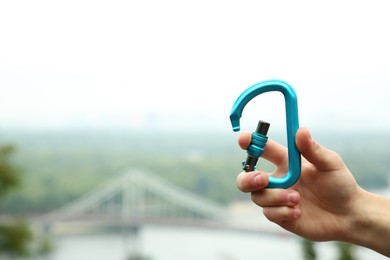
243, 121, 270, 172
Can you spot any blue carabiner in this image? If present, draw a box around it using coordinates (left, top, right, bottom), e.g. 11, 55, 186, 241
230, 79, 301, 188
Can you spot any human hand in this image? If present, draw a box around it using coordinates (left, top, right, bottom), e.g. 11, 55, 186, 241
236, 128, 363, 242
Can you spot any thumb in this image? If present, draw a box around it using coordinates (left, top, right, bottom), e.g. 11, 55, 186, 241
295, 128, 345, 171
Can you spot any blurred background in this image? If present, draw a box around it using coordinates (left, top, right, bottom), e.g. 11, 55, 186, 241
0, 0, 389, 259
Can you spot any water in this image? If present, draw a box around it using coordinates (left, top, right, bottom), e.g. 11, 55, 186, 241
48, 225, 386, 260
48, 187, 390, 260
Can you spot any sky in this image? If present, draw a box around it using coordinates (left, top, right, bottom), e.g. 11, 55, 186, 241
1, 0, 390, 133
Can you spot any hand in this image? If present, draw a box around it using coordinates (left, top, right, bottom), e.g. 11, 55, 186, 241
236, 128, 362, 242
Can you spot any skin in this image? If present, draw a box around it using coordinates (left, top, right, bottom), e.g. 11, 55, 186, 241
236, 128, 390, 257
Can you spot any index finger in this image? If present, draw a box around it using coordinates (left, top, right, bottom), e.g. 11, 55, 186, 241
262, 139, 288, 166
238, 132, 288, 167
238, 131, 251, 150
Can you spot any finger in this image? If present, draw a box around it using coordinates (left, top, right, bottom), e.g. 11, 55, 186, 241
261, 139, 288, 166
263, 206, 302, 222
238, 131, 251, 150
237, 171, 269, 192
296, 128, 345, 171
251, 189, 300, 207
238, 132, 288, 166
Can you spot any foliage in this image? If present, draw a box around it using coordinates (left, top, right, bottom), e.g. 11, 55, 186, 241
302, 239, 316, 260
0, 142, 33, 258
336, 242, 356, 260
0, 220, 32, 258
0, 141, 53, 258
0, 144, 20, 198
301, 240, 357, 260
38, 237, 54, 255
127, 254, 151, 260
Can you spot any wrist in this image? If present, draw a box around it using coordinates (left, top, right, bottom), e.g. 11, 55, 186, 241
345, 187, 390, 256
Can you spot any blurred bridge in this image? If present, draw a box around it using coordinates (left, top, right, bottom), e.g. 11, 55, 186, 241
33, 168, 285, 236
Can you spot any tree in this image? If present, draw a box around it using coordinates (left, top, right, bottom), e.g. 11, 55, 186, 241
302, 239, 317, 260
301, 239, 357, 260
0, 220, 32, 257
0, 143, 33, 258
0, 144, 20, 197
336, 242, 356, 260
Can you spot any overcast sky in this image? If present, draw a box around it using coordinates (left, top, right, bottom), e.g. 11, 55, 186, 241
1, 0, 389, 133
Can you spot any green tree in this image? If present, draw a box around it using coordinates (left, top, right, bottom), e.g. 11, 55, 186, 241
302, 239, 317, 260
0, 143, 33, 258
0, 221, 32, 257
0, 144, 20, 197
336, 242, 356, 260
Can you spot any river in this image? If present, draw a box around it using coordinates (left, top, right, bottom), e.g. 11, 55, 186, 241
46, 185, 390, 260
48, 193, 390, 260
48, 225, 386, 260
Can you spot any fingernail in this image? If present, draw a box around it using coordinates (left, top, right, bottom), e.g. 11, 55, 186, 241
254, 175, 263, 186
288, 192, 299, 204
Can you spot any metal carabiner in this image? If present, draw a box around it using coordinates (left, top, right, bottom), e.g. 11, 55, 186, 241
229, 79, 301, 188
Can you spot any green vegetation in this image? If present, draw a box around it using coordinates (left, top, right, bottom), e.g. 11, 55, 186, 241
0, 144, 20, 198
0, 142, 55, 258
336, 242, 356, 260
302, 239, 316, 260
0, 130, 389, 214
302, 239, 357, 260
0, 143, 33, 258
0, 220, 32, 258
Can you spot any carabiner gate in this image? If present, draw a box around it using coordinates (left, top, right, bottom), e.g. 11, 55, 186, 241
230, 79, 301, 188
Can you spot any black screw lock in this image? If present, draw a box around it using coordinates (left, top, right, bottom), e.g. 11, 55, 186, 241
243, 120, 270, 172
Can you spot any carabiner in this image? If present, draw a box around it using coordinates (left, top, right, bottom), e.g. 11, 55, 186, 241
229, 79, 301, 188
